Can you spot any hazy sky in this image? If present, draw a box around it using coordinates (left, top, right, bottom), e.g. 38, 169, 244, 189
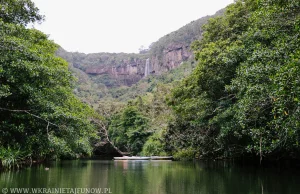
31, 0, 233, 54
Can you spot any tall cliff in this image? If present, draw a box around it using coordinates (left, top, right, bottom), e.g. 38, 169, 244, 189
57, 50, 148, 87
57, 9, 225, 87
150, 43, 192, 73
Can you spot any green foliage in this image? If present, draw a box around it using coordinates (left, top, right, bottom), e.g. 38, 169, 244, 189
166, 0, 300, 161
227, 0, 300, 159
166, 1, 253, 159
132, 84, 174, 156
108, 106, 150, 155
0, 146, 26, 168
0, 0, 98, 168
142, 132, 167, 156
173, 148, 196, 161
271, 51, 300, 146
102, 83, 175, 156
0, 0, 44, 25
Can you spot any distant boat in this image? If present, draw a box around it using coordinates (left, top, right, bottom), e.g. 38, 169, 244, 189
114, 156, 150, 160
114, 156, 173, 160
150, 156, 173, 160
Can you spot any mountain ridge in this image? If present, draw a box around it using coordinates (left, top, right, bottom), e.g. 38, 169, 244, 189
57, 9, 225, 85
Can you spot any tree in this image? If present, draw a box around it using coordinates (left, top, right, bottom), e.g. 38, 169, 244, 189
0, 0, 98, 167
0, 0, 43, 25
166, 0, 300, 161
166, 0, 253, 159
109, 106, 150, 155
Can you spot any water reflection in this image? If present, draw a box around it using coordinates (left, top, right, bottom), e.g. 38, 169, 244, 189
1, 160, 300, 194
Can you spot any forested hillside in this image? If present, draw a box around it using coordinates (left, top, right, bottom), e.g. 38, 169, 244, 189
166, 0, 300, 161
148, 8, 224, 60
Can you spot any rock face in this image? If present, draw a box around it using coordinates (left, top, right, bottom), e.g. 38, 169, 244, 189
83, 43, 192, 76
150, 43, 192, 74
85, 61, 144, 76
81, 43, 193, 86
83, 58, 146, 86
59, 42, 193, 87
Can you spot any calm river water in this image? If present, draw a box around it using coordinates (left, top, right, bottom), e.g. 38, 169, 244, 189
1, 160, 300, 194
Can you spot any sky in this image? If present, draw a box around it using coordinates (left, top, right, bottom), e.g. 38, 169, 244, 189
31, 0, 234, 54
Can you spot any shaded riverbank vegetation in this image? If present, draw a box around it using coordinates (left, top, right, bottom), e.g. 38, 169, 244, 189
0, 0, 100, 169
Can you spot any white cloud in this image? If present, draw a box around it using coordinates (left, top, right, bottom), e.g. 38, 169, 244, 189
31, 0, 233, 53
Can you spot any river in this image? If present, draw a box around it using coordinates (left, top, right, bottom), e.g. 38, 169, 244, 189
1, 160, 300, 194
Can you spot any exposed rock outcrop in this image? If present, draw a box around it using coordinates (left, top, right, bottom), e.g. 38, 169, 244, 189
150, 43, 192, 74
58, 42, 193, 87
81, 42, 193, 86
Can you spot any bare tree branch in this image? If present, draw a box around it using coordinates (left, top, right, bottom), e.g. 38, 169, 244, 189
0, 107, 59, 130
92, 118, 125, 156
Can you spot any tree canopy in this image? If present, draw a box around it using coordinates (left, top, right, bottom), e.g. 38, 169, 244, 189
165, 0, 300, 161
0, 0, 98, 168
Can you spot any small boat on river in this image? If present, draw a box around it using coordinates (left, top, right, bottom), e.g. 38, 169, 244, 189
114, 156, 150, 160
114, 156, 173, 160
